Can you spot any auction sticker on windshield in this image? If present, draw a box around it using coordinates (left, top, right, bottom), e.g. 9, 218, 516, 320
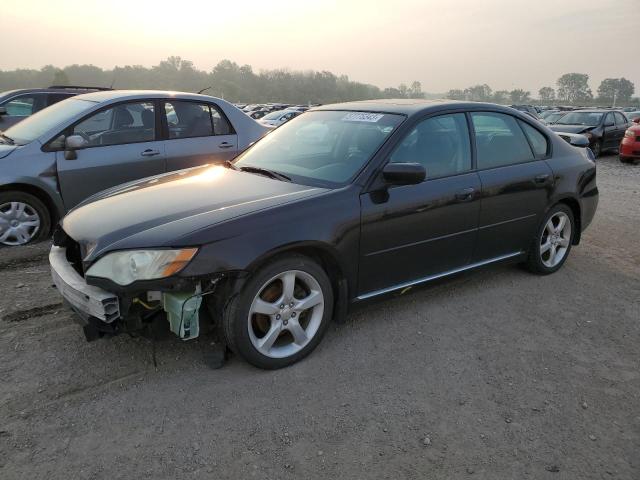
342, 112, 385, 122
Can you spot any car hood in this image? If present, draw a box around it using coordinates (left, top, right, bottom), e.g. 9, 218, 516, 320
549, 124, 595, 134
62, 165, 327, 261
0, 144, 17, 159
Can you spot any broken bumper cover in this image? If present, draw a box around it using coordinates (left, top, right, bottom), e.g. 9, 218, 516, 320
49, 246, 120, 323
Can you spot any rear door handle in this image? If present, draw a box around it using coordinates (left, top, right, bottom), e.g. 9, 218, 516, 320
219, 142, 234, 149
141, 149, 160, 157
534, 173, 550, 185
455, 187, 475, 202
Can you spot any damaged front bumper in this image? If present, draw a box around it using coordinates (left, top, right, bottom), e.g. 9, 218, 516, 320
50, 245, 207, 341
50, 246, 120, 323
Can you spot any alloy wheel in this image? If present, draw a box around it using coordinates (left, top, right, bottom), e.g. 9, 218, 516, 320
247, 269, 324, 359
540, 211, 571, 268
0, 201, 41, 246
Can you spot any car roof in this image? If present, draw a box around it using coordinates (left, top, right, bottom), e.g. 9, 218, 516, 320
72, 89, 226, 104
0, 87, 109, 97
311, 98, 518, 117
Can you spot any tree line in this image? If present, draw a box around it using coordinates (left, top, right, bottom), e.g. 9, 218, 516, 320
447, 73, 637, 106
0, 57, 427, 104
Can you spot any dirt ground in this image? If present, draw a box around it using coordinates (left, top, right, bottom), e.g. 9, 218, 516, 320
0, 153, 638, 480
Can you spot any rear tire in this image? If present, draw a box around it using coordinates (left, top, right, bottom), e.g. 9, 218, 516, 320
222, 255, 334, 369
619, 156, 636, 165
0, 191, 50, 246
525, 204, 575, 275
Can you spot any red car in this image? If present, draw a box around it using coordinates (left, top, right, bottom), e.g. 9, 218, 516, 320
620, 117, 640, 164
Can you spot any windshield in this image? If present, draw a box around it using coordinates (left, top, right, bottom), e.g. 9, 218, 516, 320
262, 111, 286, 120
546, 112, 565, 123
234, 110, 404, 187
3, 98, 96, 145
555, 112, 603, 126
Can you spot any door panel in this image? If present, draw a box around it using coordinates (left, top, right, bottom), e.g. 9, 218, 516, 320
474, 161, 553, 261
358, 172, 481, 295
165, 134, 238, 172
56, 141, 167, 208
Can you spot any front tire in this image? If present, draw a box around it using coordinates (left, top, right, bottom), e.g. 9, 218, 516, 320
590, 140, 602, 158
525, 204, 574, 275
0, 191, 50, 246
223, 255, 334, 369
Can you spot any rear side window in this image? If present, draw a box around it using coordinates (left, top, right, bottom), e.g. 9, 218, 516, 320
615, 112, 628, 126
164, 101, 232, 139
2, 94, 48, 116
518, 120, 549, 159
471, 112, 534, 169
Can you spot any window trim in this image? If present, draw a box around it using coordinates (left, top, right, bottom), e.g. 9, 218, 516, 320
42, 98, 161, 152
469, 111, 549, 172
161, 99, 236, 140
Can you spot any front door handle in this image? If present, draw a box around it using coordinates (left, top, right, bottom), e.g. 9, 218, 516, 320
141, 149, 161, 157
534, 173, 550, 185
218, 142, 234, 149
455, 187, 475, 202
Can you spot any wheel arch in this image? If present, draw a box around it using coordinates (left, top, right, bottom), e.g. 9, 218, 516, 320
0, 182, 61, 231
244, 241, 351, 323
554, 196, 582, 245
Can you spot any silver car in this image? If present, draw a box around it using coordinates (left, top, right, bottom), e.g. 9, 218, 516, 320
0, 90, 269, 246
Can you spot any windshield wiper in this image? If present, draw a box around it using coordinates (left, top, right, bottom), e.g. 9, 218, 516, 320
239, 166, 291, 182
0, 132, 15, 145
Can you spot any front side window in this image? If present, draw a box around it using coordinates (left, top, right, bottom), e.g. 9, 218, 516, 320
471, 112, 534, 169
604, 112, 615, 126
71, 102, 155, 147
390, 113, 471, 178
164, 101, 232, 138
235, 110, 404, 187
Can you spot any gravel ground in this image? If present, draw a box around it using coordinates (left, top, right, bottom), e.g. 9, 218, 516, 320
0, 153, 638, 480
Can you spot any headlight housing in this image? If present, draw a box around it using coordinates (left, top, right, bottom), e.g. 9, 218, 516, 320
625, 129, 635, 138
583, 131, 593, 139
86, 248, 198, 286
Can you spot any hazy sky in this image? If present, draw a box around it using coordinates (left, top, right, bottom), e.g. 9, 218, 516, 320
3, 0, 639, 93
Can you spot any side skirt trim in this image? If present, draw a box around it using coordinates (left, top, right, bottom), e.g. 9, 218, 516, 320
355, 251, 524, 301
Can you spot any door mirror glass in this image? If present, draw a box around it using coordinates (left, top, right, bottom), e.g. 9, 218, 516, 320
605, 121, 614, 127
633, 117, 640, 124
0, 106, 6, 115
382, 162, 426, 185
65, 134, 88, 150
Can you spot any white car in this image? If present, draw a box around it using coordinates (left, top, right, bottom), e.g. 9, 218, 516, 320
258, 109, 302, 128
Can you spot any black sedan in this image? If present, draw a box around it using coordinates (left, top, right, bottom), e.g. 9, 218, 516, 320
50, 100, 598, 369
549, 109, 629, 157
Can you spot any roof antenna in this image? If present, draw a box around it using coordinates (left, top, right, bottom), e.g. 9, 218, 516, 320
109, 73, 116, 89
197, 86, 212, 94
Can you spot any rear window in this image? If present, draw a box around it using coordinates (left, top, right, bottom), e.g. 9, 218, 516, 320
471, 112, 535, 169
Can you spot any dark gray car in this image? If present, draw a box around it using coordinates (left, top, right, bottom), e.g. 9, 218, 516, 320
0, 86, 111, 129
0, 90, 269, 246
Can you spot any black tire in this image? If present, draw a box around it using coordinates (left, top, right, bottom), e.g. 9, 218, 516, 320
222, 254, 334, 369
590, 140, 601, 158
619, 156, 636, 165
525, 204, 575, 275
0, 191, 51, 246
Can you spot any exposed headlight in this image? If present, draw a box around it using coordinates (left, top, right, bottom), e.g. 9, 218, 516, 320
625, 129, 635, 138
583, 131, 593, 139
86, 248, 198, 286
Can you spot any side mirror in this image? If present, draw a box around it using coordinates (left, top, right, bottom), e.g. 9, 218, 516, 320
0, 106, 6, 116
64, 134, 88, 160
633, 117, 640, 124
604, 121, 615, 127
558, 132, 590, 148
382, 162, 426, 185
